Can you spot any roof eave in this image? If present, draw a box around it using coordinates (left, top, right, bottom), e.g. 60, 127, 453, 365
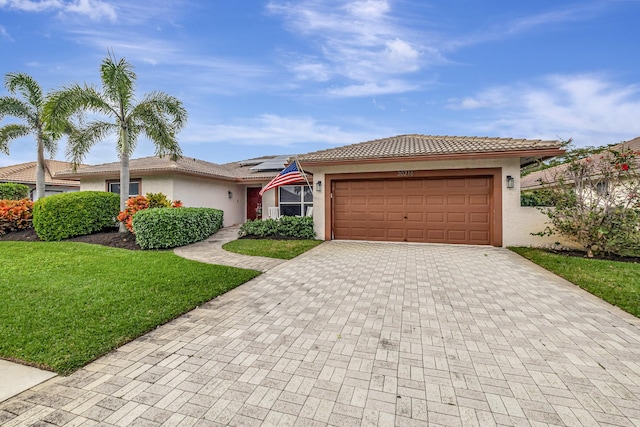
299, 148, 566, 167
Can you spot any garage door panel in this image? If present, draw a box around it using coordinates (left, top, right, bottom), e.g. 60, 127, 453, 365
387, 212, 405, 222
369, 195, 385, 205
332, 176, 493, 244
406, 195, 424, 205
469, 194, 490, 205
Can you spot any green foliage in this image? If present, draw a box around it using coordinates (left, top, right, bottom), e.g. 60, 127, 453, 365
0, 241, 259, 374
145, 192, 172, 208
521, 140, 608, 176
32, 191, 119, 241
133, 207, 223, 249
223, 239, 322, 259
239, 216, 316, 239
511, 247, 640, 318
520, 189, 555, 207
536, 146, 640, 257
0, 182, 30, 200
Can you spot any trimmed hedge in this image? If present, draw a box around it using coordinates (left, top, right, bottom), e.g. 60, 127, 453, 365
239, 216, 315, 239
33, 191, 120, 241
132, 207, 223, 249
0, 183, 30, 200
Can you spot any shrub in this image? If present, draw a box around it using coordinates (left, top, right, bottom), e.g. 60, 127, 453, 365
33, 191, 119, 241
239, 216, 315, 239
536, 145, 640, 257
0, 199, 34, 234
520, 189, 555, 207
0, 183, 30, 200
133, 207, 223, 249
117, 192, 182, 232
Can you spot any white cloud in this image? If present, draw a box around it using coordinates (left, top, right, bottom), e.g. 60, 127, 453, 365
447, 74, 640, 147
267, 0, 431, 97
0, 25, 13, 41
0, 0, 116, 21
183, 114, 386, 149
65, 0, 116, 21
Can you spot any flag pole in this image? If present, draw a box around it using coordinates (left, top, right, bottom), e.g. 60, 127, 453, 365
294, 156, 312, 190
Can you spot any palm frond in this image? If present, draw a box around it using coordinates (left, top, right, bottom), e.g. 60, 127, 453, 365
4, 72, 43, 109
100, 54, 136, 112
65, 120, 116, 167
0, 96, 34, 123
45, 84, 115, 133
138, 91, 188, 131
0, 124, 30, 154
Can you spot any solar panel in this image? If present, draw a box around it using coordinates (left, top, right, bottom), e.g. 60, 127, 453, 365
249, 155, 291, 171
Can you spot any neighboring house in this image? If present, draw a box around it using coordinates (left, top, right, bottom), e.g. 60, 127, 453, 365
521, 136, 640, 191
0, 160, 81, 200
56, 134, 566, 246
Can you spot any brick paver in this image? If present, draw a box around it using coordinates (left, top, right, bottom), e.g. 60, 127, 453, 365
2, 241, 640, 426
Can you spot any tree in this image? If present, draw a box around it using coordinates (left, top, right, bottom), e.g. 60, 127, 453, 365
45, 54, 187, 231
0, 73, 59, 200
537, 146, 640, 257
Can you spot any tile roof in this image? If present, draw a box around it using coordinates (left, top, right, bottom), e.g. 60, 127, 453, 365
521, 136, 640, 189
0, 160, 81, 186
55, 155, 284, 182
299, 134, 563, 163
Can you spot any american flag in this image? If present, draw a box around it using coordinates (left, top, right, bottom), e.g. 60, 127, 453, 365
259, 161, 305, 196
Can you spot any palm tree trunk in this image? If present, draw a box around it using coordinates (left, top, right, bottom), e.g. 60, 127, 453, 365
119, 130, 130, 233
35, 137, 45, 200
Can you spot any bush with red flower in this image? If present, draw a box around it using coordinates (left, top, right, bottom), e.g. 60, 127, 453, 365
117, 193, 182, 233
0, 199, 34, 234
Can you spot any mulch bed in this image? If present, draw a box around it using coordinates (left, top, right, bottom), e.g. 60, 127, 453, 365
0, 228, 141, 250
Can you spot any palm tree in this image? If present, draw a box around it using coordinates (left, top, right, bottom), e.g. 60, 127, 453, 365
0, 73, 58, 200
45, 54, 187, 232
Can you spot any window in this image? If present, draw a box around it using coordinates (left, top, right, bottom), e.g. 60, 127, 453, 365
108, 179, 141, 196
279, 185, 312, 216
595, 181, 608, 196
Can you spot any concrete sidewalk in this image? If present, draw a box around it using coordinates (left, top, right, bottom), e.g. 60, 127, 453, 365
0, 360, 56, 404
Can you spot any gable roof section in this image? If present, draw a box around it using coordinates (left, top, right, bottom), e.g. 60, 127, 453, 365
521, 136, 640, 190
299, 134, 564, 165
55, 155, 286, 182
0, 160, 81, 186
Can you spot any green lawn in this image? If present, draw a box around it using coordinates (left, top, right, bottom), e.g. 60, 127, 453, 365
510, 247, 640, 318
222, 239, 323, 259
0, 242, 260, 375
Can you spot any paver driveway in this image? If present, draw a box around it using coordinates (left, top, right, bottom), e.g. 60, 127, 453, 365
1, 242, 640, 426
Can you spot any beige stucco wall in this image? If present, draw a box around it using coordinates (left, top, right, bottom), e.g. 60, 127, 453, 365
305, 158, 549, 247
171, 175, 244, 226
80, 175, 245, 227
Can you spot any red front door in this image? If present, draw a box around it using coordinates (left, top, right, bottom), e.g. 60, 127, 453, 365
246, 187, 262, 220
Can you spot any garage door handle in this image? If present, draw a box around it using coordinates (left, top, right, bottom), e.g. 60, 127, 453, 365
404, 216, 408, 219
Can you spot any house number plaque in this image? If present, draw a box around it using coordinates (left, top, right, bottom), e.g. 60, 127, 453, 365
397, 170, 414, 177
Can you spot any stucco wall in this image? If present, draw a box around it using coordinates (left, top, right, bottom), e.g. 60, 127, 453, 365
80, 175, 244, 227
305, 158, 544, 247
172, 175, 244, 226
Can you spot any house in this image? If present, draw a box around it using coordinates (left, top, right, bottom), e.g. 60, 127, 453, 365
55, 155, 293, 227
0, 160, 81, 200
56, 134, 566, 246
521, 136, 640, 191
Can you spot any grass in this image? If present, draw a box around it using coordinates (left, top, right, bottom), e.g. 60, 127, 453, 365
0, 242, 260, 375
510, 247, 640, 318
222, 239, 323, 259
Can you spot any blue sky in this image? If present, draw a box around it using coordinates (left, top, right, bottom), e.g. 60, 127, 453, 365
1, 0, 640, 167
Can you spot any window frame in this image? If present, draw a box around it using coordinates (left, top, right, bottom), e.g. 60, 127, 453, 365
106, 178, 141, 197
278, 184, 313, 216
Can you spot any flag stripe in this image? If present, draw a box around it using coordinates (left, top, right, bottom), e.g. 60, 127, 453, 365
259, 162, 305, 196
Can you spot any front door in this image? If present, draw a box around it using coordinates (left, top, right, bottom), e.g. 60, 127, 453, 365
246, 187, 262, 220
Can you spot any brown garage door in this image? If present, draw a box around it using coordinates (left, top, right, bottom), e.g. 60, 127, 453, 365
332, 176, 492, 244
